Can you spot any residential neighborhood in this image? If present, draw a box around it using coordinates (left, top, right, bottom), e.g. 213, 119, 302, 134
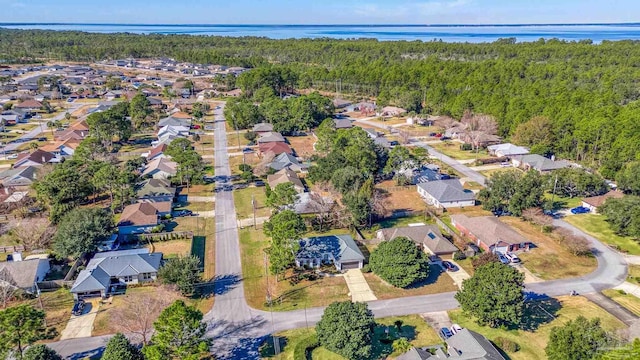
0, 47, 639, 360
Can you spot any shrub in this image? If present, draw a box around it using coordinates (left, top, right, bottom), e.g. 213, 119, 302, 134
293, 334, 319, 360
239, 163, 252, 172
460, 143, 473, 151
472, 252, 499, 269
392, 338, 412, 354
453, 251, 466, 261
564, 235, 592, 256
361, 264, 371, 273
494, 337, 520, 352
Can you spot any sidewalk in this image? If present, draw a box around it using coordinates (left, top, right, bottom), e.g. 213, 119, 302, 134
238, 216, 270, 228
344, 269, 377, 302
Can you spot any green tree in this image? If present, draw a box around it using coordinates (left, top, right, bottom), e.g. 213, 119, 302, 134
92, 162, 120, 208
165, 138, 204, 190
316, 301, 375, 360
601, 338, 640, 359
545, 316, 610, 360
142, 300, 210, 360
549, 168, 608, 198
158, 256, 202, 296
455, 262, 525, 328
315, 118, 337, 154
369, 237, 429, 288
129, 93, 152, 129
479, 170, 544, 216
598, 196, 640, 238
384, 146, 417, 184
102, 333, 144, 360
512, 116, 555, 154
243, 131, 258, 143
266, 182, 298, 209
330, 166, 367, 195
22, 345, 62, 360
52, 207, 113, 259
616, 161, 640, 195
73, 136, 107, 162
263, 210, 306, 279
0, 305, 46, 360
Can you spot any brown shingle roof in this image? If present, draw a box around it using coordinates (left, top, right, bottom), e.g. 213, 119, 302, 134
14, 100, 43, 109
118, 203, 158, 226
451, 215, 529, 247
267, 168, 305, 193
258, 142, 293, 156
378, 225, 458, 255
582, 191, 624, 208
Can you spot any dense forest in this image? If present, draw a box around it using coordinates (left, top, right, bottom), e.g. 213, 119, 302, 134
2, 29, 640, 176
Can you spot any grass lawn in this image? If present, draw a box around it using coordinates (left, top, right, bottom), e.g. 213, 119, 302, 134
169, 217, 215, 280
603, 289, 640, 316
226, 131, 250, 149
364, 264, 458, 300
478, 167, 522, 178
239, 228, 350, 311
564, 214, 640, 255
184, 184, 215, 197
543, 192, 583, 210
627, 265, 640, 285
228, 153, 260, 174
234, 186, 270, 219
287, 135, 317, 159
449, 295, 626, 360
500, 217, 597, 280
266, 315, 440, 360
376, 214, 433, 229
429, 141, 487, 161
182, 201, 214, 212
30, 289, 75, 342
456, 258, 475, 276
147, 239, 191, 258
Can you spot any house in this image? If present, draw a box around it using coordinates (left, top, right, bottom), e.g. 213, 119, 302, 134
417, 179, 475, 208
267, 168, 306, 193
70, 249, 162, 300
142, 158, 178, 179
147, 97, 166, 109
69, 120, 90, 131
40, 139, 81, 157
53, 129, 89, 141
487, 143, 530, 158
410, 167, 451, 184
582, 191, 624, 213
0, 114, 20, 126
144, 144, 168, 161
333, 118, 353, 129
332, 98, 352, 109
158, 115, 191, 128
0, 257, 50, 294
295, 234, 365, 271
292, 192, 334, 215
258, 132, 286, 144
157, 125, 190, 139
253, 122, 274, 133
377, 225, 458, 256
458, 133, 501, 148
258, 142, 293, 157
117, 202, 166, 235
398, 329, 505, 360
136, 178, 176, 203
451, 215, 532, 254
13, 150, 56, 168
0, 166, 39, 188
13, 100, 42, 111
512, 154, 570, 173
379, 106, 407, 117
363, 128, 381, 139
269, 153, 309, 172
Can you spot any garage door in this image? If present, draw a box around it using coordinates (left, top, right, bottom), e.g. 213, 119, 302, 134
341, 261, 361, 270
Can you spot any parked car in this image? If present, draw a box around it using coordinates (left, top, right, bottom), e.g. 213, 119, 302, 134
176, 209, 194, 217
7, 154, 18, 159
242, 147, 253, 153
497, 253, 510, 265
37, 137, 47, 141
72, 300, 85, 316
442, 261, 457, 272
66, 98, 74, 103
506, 253, 521, 264
451, 324, 463, 334
570, 206, 590, 214
254, 180, 265, 187
439, 327, 453, 340
500, 162, 511, 167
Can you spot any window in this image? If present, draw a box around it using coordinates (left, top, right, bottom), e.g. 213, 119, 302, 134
123, 276, 133, 283
143, 273, 153, 280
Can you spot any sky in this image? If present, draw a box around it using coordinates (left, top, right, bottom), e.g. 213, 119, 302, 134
1, 0, 639, 25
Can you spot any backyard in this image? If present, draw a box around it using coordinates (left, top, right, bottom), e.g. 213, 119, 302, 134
264, 315, 441, 360
363, 264, 458, 300
239, 228, 350, 311
564, 214, 640, 255
428, 141, 487, 161
449, 295, 627, 360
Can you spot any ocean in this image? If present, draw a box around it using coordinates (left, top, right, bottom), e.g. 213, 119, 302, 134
1, 23, 640, 43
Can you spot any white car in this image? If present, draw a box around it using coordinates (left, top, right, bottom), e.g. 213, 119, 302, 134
506, 253, 521, 263
7, 154, 18, 159
500, 162, 512, 167
451, 324, 463, 334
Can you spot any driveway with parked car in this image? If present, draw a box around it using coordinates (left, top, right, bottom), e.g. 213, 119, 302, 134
60, 299, 100, 340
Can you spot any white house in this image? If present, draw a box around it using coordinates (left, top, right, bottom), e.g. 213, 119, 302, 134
417, 179, 476, 208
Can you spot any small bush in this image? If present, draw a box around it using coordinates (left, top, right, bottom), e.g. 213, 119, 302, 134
392, 338, 412, 354
361, 264, 372, 273
453, 251, 466, 261
293, 334, 319, 360
460, 143, 473, 151
472, 252, 499, 269
239, 164, 252, 172
494, 337, 519, 352
542, 225, 553, 233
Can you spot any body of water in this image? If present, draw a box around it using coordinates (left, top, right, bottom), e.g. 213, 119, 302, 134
2, 23, 640, 43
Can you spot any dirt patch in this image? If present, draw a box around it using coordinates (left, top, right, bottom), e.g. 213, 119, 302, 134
375, 182, 425, 213
287, 135, 317, 159
147, 239, 191, 257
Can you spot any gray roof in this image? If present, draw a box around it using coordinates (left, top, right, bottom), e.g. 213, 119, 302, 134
397, 347, 433, 360
297, 235, 364, 263
333, 118, 353, 129
258, 132, 286, 143
487, 143, 529, 157
253, 122, 274, 132
378, 225, 458, 255
292, 192, 334, 215
516, 154, 569, 172
269, 153, 309, 172
158, 116, 191, 128
0, 259, 48, 290
417, 179, 475, 203
0, 166, 38, 187
71, 250, 162, 294
136, 178, 176, 198
445, 329, 505, 360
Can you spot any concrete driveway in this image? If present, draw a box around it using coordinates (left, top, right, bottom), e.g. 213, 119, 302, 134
343, 269, 377, 302
421, 311, 453, 333
439, 260, 470, 289
60, 299, 100, 340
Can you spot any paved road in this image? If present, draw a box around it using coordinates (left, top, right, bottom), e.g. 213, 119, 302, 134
412, 140, 487, 186
47, 111, 630, 359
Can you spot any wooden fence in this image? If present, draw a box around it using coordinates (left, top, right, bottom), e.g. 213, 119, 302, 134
135, 231, 194, 243
0, 245, 24, 253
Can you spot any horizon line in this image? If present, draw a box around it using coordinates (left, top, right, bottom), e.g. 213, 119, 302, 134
1, 22, 640, 27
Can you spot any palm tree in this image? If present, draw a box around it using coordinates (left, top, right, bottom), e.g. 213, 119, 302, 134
29, 142, 39, 152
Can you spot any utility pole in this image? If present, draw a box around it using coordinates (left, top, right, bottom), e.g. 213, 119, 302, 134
550, 174, 559, 209
264, 251, 280, 354
252, 194, 257, 229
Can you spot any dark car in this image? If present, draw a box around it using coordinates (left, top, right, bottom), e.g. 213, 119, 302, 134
442, 261, 457, 272
571, 206, 590, 214
439, 327, 453, 340
72, 300, 85, 316
254, 180, 265, 187
37, 137, 47, 142
176, 209, 194, 217
242, 147, 254, 153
